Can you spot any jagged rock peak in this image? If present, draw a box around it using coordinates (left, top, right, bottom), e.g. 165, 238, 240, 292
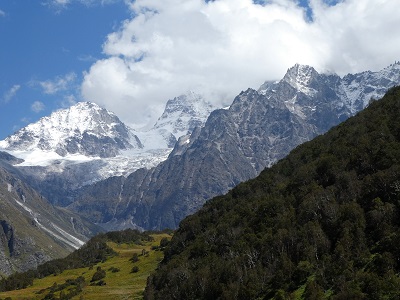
153, 91, 215, 138
283, 64, 319, 88
229, 88, 259, 109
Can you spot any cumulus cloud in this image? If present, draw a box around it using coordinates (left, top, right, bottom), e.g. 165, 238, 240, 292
310, 0, 400, 74
31, 101, 46, 113
38, 72, 77, 95
81, 0, 400, 128
3, 85, 21, 103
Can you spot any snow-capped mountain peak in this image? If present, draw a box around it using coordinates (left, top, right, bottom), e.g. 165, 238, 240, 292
153, 91, 216, 138
258, 62, 400, 121
0, 101, 141, 158
135, 91, 217, 149
340, 61, 400, 113
282, 64, 319, 95
0, 93, 217, 202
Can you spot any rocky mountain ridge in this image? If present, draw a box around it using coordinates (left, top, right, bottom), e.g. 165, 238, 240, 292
2, 62, 400, 231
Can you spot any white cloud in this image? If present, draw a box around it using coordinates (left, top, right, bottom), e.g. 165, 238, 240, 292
60, 94, 78, 108
31, 101, 46, 113
310, 0, 400, 74
3, 85, 21, 103
0, 10, 6, 17
44, 0, 70, 11
44, 0, 120, 11
21, 117, 31, 124
38, 72, 77, 95
78, 54, 97, 62
82, 0, 400, 128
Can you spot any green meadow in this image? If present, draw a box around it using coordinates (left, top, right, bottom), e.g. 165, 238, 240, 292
0, 233, 170, 300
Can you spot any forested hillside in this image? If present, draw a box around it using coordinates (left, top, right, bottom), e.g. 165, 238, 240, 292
145, 86, 400, 299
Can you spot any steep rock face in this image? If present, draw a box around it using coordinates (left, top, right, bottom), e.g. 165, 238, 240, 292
0, 155, 100, 276
71, 62, 400, 230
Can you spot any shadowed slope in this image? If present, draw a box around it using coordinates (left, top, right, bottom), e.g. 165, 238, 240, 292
145, 86, 400, 299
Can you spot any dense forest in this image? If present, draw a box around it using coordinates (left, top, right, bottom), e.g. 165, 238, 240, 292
145, 86, 400, 299
0, 229, 153, 292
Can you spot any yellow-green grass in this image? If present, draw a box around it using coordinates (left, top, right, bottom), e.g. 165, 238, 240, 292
0, 233, 170, 300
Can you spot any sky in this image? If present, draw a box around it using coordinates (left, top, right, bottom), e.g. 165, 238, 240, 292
1, 0, 400, 140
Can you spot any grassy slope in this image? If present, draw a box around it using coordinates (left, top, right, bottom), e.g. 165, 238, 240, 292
0, 234, 170, 300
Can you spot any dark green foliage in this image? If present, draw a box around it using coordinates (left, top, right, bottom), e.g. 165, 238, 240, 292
108, 266, 120, 273
159, 237, 170, 249
37, 235, 115, 276
93, 280, 106, 286
151, 237, 171, 251
303, 279, 325, 300
36, 276, 86, 300
130, 253, 140, 263
104, 228, 154, 244
145, 87, 400, 299
90, 267, 106, 282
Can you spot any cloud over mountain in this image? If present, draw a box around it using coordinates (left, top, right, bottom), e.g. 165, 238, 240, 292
81, 0, 400, 128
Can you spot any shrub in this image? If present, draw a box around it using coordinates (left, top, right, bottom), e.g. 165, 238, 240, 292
130, 253, 140, 263
90, 267, 106, 282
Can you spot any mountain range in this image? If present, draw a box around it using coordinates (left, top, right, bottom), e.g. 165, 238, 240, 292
0, 92, 214, 206
1, 62, 400, 230
0, 61, 400, 274
70, 62, 400, 230
3, 84, 400, 299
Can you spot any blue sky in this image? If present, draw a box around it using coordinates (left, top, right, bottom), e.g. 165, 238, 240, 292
0, 0, 130, 139
1, 0, 399, 140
